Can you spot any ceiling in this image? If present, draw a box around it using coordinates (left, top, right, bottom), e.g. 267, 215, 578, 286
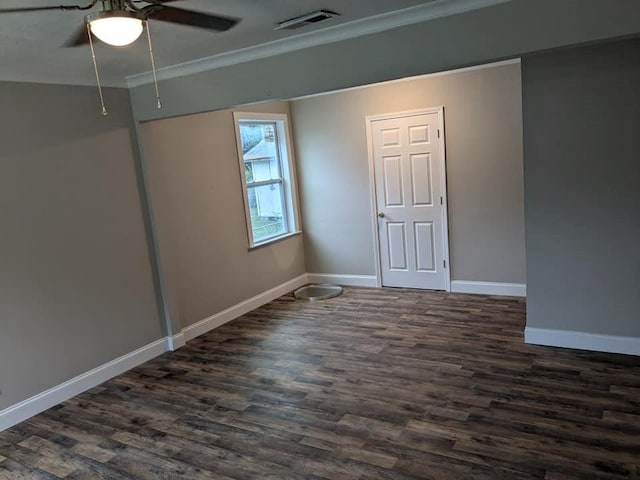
0, 0, 439, 87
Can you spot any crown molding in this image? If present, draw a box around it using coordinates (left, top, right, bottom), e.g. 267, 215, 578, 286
127, 0, 512, 87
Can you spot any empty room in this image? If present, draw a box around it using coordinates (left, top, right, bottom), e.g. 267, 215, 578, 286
1, 1, 639, 479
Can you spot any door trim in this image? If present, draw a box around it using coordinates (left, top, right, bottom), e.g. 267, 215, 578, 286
365, 107, 451, 291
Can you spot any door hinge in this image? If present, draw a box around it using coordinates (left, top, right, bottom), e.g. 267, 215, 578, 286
437, 129, 441, 138
440, 196, 443, 205
443, 259, 447, 269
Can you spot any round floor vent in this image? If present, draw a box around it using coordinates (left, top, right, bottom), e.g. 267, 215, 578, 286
294, 284, 343, 301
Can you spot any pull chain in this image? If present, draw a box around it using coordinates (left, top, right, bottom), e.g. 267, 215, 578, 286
87, 23, 108, 116
145, 20, 162, 109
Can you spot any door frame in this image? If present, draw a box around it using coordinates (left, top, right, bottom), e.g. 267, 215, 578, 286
365, 107, 451, 291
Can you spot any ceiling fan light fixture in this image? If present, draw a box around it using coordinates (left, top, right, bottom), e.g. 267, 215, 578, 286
86, 10, 144, 47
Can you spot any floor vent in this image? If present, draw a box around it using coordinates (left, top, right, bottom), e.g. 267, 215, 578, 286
294, 284, 343, 301
275, 10, 340, 30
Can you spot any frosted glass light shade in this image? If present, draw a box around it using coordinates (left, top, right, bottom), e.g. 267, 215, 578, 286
88, 12, 144, 46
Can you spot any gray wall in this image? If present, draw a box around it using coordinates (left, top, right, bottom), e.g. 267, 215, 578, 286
291, 63, 525, 283
130, 0, 640, 122
523, 38, 640, 337
139, 101, 306, 328
0, 82, 162, 410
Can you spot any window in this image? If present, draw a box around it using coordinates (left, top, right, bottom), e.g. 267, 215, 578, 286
233, 112, 301, 247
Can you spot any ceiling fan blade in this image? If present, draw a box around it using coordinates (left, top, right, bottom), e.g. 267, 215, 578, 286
0, 2, 95, 13
63, 24, 90, 48
143, 5, 238, 32
0, 5, 78, 13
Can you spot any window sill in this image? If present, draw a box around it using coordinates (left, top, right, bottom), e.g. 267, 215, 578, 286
248, 231, 302, 251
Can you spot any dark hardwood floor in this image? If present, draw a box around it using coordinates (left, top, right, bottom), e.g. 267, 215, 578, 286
1, 287, 639, 479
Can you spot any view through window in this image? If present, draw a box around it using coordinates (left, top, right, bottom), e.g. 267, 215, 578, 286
234, 113, 300, 247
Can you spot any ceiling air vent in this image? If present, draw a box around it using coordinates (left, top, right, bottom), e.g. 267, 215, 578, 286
275, 10, 340, 30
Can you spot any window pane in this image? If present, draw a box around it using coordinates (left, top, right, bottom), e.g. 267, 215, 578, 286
239, 122, 282, 183
247, 183, 287, 243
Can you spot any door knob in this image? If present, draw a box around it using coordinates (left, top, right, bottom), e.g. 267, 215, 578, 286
378, 212, 385, 218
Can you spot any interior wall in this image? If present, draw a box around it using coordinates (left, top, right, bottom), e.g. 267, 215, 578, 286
291, 62, 525, 283
0, 82, 162, 410
130, 0, 640, 122
139, 101, 306, 329
523, 38, 640, 338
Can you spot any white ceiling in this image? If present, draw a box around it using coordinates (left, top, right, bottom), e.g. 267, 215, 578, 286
0, 0, 439, 86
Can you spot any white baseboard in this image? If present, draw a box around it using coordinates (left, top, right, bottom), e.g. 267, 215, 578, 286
0, 274, 310, 432
0, 272, 533, 433
182, 274, 308, 342
525, 327, 640, 356
306, 273, 379, 288
450, 280, 526, 297
0, 338, 167, 432
165, 332, 186, 351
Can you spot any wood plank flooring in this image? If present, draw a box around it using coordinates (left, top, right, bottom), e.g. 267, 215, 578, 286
1, 287, 640, 479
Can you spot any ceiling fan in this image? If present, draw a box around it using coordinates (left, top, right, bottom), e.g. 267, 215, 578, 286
0, 0, 240, 114
0, 0, 239, 47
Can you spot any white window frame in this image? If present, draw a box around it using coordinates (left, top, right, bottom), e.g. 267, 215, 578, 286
233, 112, 302, 248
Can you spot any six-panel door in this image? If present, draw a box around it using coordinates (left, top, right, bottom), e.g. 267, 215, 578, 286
372, 112, 447, 290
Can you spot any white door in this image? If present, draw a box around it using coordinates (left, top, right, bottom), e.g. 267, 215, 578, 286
369, 110, 449, 290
